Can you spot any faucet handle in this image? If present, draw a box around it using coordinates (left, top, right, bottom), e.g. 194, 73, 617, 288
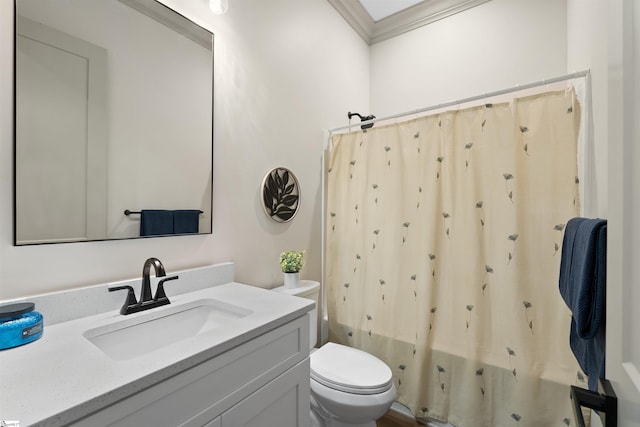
109, 285, 138, 315
154, 275, 179, 301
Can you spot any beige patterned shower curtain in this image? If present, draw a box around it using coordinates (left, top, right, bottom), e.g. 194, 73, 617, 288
325, 89, 587, 426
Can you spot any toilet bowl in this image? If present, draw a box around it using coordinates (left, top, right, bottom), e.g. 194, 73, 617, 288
274, 281, 396, 427
310, 342, 396, 427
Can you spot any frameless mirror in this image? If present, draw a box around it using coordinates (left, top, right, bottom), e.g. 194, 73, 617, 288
14, 0, 213, 245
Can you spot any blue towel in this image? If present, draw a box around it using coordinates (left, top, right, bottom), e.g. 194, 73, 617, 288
173, 210, 200, 234
570, 318, 606, 391
559, 217, 607, 391
140, 210, 174, 236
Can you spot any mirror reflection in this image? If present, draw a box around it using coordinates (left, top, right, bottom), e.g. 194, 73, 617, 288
14, 0, 213, 245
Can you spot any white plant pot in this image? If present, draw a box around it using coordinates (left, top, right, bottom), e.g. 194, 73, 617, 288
283, 272, 300, 289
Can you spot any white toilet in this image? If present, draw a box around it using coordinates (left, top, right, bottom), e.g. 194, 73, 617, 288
274, 280, 396, 427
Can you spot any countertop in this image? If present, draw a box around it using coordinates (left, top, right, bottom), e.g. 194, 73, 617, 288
0, 281, 314, 426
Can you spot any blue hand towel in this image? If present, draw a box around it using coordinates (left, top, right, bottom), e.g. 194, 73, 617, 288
140, 210, 174, 236
559, 217, 607, 391
173, 210, 200, 234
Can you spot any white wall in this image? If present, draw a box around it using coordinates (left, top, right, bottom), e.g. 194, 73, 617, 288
1, 0, 605, 304
369, 0, 568, 117
0, 0, 369, 300
567, 0, 608, 217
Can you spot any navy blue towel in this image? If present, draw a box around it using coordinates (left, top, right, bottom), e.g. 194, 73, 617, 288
559, 217, 607, 391
173, 210, 200, 234
140, 210, 174, 236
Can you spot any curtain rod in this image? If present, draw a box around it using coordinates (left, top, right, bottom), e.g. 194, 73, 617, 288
328, 70, 590, 134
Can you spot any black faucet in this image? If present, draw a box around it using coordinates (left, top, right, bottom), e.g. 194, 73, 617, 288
108, 257, 179, 315
141, 257, 166, 303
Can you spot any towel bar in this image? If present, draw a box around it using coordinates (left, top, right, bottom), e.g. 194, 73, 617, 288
124, 210, 203, 216
570, 379, 617, 427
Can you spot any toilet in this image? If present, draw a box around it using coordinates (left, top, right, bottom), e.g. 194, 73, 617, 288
274, 280, 396, 427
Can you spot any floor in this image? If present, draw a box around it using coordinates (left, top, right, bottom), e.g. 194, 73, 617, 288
377, 410, 423, 427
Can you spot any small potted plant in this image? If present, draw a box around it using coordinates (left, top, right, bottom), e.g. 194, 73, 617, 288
280, 249, 305, 288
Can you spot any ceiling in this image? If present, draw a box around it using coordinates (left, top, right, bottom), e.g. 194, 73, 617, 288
359, 0, 425, 22
328, 0, 491, 45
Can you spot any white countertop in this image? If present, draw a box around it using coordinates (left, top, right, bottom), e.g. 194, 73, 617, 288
0, 281, 314, 426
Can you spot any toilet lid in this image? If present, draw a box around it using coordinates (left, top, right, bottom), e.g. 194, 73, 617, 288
310, 342, 393, 395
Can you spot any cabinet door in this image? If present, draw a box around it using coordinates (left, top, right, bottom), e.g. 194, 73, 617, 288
221, 359, 310, 427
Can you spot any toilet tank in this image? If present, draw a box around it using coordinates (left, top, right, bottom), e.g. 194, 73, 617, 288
273, 280, 320, 349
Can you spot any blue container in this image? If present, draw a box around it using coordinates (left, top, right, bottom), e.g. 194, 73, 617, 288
0, 302, 43, 350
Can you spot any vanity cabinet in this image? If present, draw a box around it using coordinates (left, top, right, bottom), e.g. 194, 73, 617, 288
218, 360, 309, 427
68, 316, 310, 427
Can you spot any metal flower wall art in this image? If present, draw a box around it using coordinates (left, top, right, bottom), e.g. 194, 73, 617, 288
261, 167, 300, 222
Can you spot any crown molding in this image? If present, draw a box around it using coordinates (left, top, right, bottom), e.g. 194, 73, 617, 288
328, 0, 492, 45
326, 0, 375, 44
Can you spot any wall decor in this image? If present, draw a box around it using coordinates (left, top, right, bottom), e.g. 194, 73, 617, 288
261, 167, 300, 222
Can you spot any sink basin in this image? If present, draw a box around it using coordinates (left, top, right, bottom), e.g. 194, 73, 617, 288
83, 299, 252, 361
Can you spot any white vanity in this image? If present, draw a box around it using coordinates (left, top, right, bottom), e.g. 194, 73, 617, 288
0, 263, 313, 427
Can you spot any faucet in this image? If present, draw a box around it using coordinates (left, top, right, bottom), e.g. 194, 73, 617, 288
141, 257, 166, 303
108, 257, 179, 315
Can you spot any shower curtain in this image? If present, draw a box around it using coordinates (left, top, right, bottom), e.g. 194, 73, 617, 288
326, 88, 586, 426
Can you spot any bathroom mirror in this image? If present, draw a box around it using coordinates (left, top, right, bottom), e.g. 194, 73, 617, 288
14, 0, 213, 245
